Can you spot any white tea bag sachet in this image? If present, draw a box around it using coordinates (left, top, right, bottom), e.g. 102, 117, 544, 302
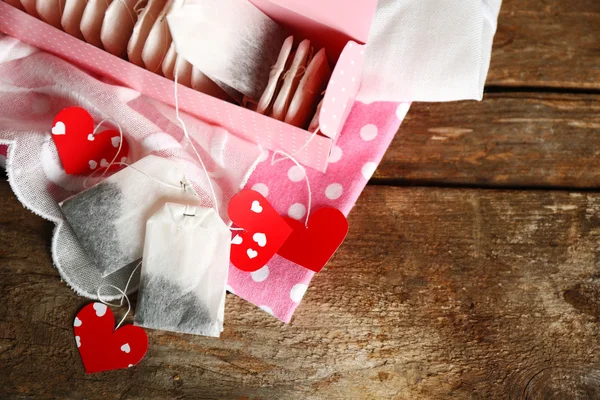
134, 203, 230, 337
167, 0, 288, 101
59, 155, 200, 277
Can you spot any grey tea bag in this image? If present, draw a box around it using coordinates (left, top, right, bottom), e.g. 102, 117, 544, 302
167, 0, 288, 101
134, 203, 230, 337
60, 155, 200, 277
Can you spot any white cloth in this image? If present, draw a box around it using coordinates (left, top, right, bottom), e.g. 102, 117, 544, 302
358, 0, 502, 103
0, 33, 261, 300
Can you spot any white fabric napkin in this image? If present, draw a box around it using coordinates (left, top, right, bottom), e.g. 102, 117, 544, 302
358, 0, 502, 103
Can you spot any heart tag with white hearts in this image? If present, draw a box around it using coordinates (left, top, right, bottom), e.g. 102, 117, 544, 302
228, 190, 293, 272
74, 302, 148, 374
52, 107, 129, 175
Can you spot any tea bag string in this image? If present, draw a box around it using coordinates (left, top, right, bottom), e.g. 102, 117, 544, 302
96, 261, 142, 329
81, 118, 187, 192
174, 67, 221, 217
271, 150, 313, 227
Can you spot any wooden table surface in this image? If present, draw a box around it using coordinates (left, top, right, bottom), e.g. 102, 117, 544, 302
1, 1, 599, 398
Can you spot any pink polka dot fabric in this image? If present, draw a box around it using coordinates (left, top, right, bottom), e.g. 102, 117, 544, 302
229, 101, 411, 322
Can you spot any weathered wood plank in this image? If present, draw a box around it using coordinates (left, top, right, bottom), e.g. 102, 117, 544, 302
489, 0, 600, 89
1, 181, 598, 399
376, 92, 600, 188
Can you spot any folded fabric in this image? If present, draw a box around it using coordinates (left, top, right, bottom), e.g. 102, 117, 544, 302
228, 100, 410, 322
358, 0, 502, 103
0, 33, 261, 300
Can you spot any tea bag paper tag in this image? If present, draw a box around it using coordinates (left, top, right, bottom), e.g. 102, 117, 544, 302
60, 155, 200, 277
228, 190, 293, 272
134, 203, 230, 337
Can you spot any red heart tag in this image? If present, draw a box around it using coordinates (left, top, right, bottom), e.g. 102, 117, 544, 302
52, 107, 129, 175
228, 190, 293, 272
277, 208, 349, 273
74, 302, 148, 374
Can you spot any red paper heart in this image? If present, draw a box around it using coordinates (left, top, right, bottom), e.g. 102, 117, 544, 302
52, 107, 129, 175
277, 208, 349, 273
228, 190, 293, 272
74, 302, 148, 374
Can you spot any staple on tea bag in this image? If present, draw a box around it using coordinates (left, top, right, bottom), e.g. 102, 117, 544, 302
257, 35, 294, 115
270, 39, 311, 121
285, 48, 331, 129
62, 0, 87, 39
36, 0, 66, 29
128, 0, 167, 67
167, 0, 289, 101
101, 0, 140, 58
60, 155, 200, 277
134, 203, 230, 336
81, 0, 114, 48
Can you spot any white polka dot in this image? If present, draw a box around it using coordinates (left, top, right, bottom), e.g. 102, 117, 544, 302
288, 203, 306, 220
75, 336, 81, 348
128, 364, 134, 368
251, 265, 270, 282
360, 124, 378, 141
325, 183, 343, 200
361, 162, 377, 180
287, 165, 305, 182
396, 103, 411, 120
290, 284, 308, 303
226, 285, 235, 294
93, 303, 107, 317
252, 183, 269, 197
259, 305, 274, 315
120, 343, 131, 353
74, 317, 82, 327
31, 97, 50, 114
328, 145, 343, 163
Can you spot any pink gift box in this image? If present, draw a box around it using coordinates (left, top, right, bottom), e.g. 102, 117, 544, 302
0, 0, 377, 172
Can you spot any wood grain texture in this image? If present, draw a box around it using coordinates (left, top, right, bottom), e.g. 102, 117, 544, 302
376, 93, 600, 188
1, 182, 599, 399
489, 0, 600, 89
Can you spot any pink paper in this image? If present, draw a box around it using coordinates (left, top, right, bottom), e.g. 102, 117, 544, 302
229, 101, 410, 322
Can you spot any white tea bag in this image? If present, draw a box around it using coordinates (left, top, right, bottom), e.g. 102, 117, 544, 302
62, 0, 87, 39
128, 0, 168, 67
161, 42, 177, 79
36, 0, 66, 29
141, 0, 175, 73
19, 0, 39, 18
167, 0, 288, 101
257, 35, 294, 115
271, 39, 311, 121
60, 155, 200, 277
81, 0, 114, 48
285, 47, 331, 129
101, 0, 139, 58
134, 203, 230, 337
